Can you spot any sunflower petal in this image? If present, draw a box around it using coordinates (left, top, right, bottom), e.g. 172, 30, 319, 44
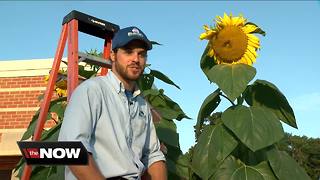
243, 24, 258, 33
248, 38, 259, 45
200, 30, 216, 40
223, 13, 231, 25
232, 16, 246, 26
44, 75, 49, 82
242, 54, 253, 65
247, 46, 258, 56
199, 32, 209, 40
248, 40, 260, 49
208, 49, 215, 57
203, 25, 210, 31
247, 34, 259, 42
247, 34, 260, 49
215, 57, 222, 64
245, 50, 256, 62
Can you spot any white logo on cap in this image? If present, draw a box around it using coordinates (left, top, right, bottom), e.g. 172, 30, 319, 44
128, 28, 144, 37
132, 28, 140, 34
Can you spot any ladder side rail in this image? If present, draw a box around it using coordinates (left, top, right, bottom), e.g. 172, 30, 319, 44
21, 24, 69, 180
67, 19, 79, 101
100, 37, 112, 76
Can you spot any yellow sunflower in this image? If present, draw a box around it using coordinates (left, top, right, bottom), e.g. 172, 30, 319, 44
44, 70, 68, 97
56, 88, 67, 97
200, 13, 264, 65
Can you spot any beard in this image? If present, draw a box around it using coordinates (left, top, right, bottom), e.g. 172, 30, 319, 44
114, 60, 144, 81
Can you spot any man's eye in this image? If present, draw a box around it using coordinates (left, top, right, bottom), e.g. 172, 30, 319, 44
125, 49, 133, 54
139, 52, 147, 58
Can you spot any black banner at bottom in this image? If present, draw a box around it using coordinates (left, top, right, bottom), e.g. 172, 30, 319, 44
17, 141, 88, 165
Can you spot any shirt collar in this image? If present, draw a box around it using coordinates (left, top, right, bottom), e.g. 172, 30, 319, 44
107, 71, 141, 98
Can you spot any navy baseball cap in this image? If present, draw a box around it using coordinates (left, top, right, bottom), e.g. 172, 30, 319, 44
112, 26, 152, 50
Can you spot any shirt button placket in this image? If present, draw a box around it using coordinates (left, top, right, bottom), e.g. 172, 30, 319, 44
127, 98, 134, 147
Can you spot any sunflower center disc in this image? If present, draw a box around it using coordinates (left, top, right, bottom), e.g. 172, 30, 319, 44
212, 26, 248, 63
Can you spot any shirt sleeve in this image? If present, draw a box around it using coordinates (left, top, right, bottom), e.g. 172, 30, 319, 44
141, 107, 166, 168
58, 80, 101, 154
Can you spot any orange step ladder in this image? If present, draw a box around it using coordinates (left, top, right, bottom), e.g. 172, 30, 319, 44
21, 10, 119, 180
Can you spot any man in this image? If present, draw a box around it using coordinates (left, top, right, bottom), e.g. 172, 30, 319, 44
58, 26, 167, 180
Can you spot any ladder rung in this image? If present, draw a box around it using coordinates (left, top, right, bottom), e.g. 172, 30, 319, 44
78, 52, 112, 68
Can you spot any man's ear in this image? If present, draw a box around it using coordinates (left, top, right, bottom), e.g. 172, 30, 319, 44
110, 50, 116, 62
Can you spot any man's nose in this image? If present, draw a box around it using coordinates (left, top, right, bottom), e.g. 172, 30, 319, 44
131, 52, 139, 62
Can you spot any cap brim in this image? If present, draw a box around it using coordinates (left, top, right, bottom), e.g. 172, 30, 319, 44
118, 36, 152, 50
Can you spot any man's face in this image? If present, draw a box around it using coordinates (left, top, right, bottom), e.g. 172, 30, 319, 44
111, 40, 147, 81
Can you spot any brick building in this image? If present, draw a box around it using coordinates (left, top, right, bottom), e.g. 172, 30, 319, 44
0, 58, 67, 179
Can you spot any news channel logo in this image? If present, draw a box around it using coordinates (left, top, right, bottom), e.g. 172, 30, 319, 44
17, 141, 88, 165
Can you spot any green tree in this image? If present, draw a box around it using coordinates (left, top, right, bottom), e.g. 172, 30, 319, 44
277, 133, 320, 180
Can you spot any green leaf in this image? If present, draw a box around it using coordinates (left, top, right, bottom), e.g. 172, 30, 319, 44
192, 123, 238, 180
253, 161, 277, 180
20, 110, 40, 140
237, 96, 244, 105
49, 102, 66, 119
78, 65, 96, 79
211, 156, 239, 180
14, 157, 25, 174
245, 22, 266, 36
267, 148, 311, 180
37, 94, 44, 101
222, 105, 284, 152
16, 160, 26, 178
156, 107, 183, 120
24, 165, 64, 180
166, 145, 190, 180
86, 49, 103, 57
150, 40, 162, 45
47, 166, 57, 177
155, 119, 180, 148
142, 89, 160, 97
20, 110, 51, 140
47, 166, 65, 180
200, 43, 216, 81
41, 123, 61, 141
232, 142, 268, 166
212, 156, 276, 180
244, 79, 297, 128
136, 73, 154, 91
148, 93, 190, 121
207, 64, 256, 101
195, 89, 221, 139
174, 154, 191, 179
30, 166, 49, 180
150, 70, 180, 89
21, 97, 66, 140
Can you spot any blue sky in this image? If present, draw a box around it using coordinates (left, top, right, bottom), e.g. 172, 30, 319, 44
1, 1, 319, 153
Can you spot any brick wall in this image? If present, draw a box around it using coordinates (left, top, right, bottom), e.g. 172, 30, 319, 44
0, 76, 58, 129
0, 76, 45, 89
0, 76, 44, 108
0, 59, 68, 166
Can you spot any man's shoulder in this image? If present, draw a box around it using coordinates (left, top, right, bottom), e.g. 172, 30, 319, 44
79, 76, 107, 88
72, 76, 109, 95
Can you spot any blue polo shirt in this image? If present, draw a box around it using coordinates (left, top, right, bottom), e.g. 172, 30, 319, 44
58, 71, 165, 180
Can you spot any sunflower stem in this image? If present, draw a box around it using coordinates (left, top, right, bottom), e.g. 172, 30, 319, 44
219, 93, 235, 106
